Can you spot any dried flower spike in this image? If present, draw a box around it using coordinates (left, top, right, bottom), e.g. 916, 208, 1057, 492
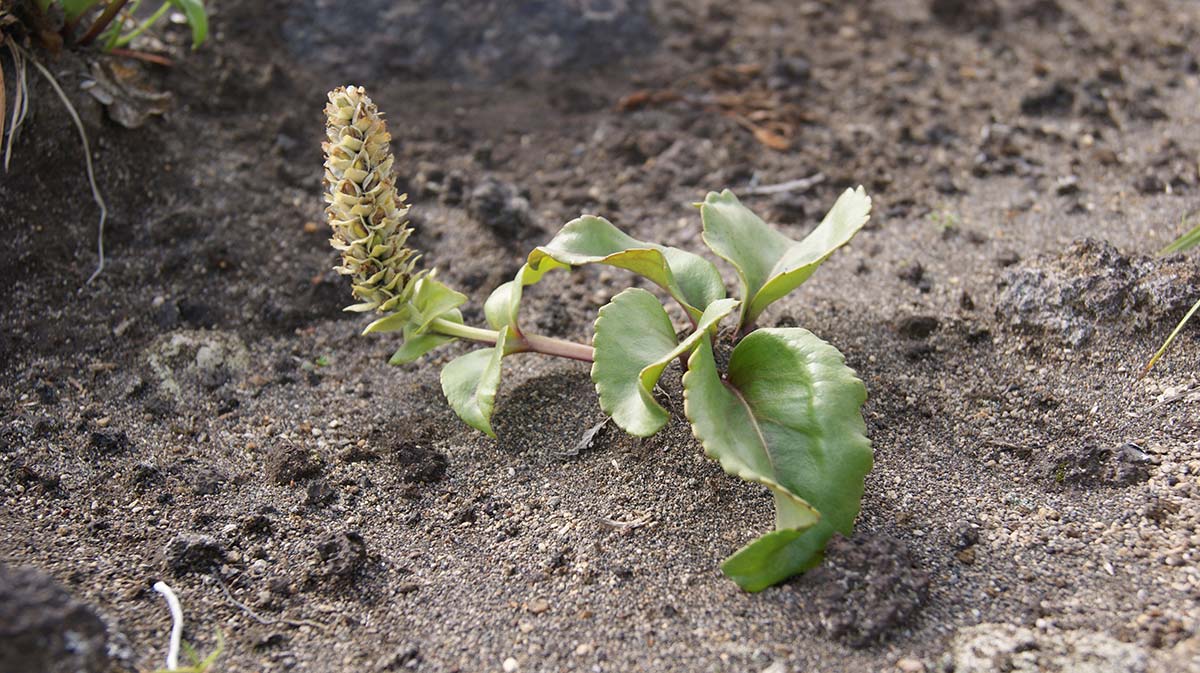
323, 85, 423, 312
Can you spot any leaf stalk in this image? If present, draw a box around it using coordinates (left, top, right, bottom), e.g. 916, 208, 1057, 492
429, 317, 594, 363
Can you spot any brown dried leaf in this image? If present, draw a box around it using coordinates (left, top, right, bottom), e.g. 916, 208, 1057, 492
81, 60, 172, 129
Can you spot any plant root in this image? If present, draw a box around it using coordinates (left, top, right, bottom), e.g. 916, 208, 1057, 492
19, 44, 108, 283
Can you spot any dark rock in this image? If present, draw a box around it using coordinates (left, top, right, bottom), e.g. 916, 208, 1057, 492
34, 382, 58, 406
311, 531, 367, 587
266, 442, 323, 485
934, 172, 961, 195
304, 479, 336, 507
996, 239, 1200, 347
768, 55, 811, 89
995, 250, 1022, 267
190, 466, 225, 496
952, 522, 981, 550
1135, 174, 1165, 194
128, 462, 164, 493
1020, 81, 1075, 117
163, 534, 227, 576
1055, 175, 1081, 195
0, 564, 115, 673
959, 290, 976, 311
241, 513, 275, 538
897, 315, 941, 340
468, 177, 539, 243
802, 534, 929, 648
930, 0, 1001, 28
88, 430, 129, 455
1039, 442, 1152, 487
897, 261, 925, 286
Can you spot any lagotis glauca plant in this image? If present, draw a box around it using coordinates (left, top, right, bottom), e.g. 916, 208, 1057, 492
323, 86, 874, 591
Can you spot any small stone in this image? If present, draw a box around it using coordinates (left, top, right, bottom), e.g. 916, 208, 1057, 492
1020, 81, 1075, 116
502, 657, 519, 672
528, 598, 550, 614
1135, 175, 1165, 194
574, 643, 593, 656
995, 250, 1021, 267
896, 657, 925, 673
1055, 175, 1081, 195
955, 548, 977, 565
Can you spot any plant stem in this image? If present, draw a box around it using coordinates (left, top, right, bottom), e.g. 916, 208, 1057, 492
428, 319, 500, 344
429, 317, 594, 363
112, 0, 170, 49
516, 333, 595, 362
79, 0, 131, 47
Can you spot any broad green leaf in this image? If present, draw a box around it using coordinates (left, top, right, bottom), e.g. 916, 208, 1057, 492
484, 260, 568, 332
168, 0, 209, 48
592, 289, 738, 436
388, 310, 463, 365
683, 329, 872, 591
441, 329, 509, 438
700, 187, 870, 328
528, 215, 726, 321
390, 331, 459, 365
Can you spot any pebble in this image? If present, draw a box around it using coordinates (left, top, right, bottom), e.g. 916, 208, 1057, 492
896, 658, 925, 672
527, 598, 550, 614
502, 657, 519, 672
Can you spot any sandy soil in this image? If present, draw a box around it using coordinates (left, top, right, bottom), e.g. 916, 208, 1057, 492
2, 1, 1199, 672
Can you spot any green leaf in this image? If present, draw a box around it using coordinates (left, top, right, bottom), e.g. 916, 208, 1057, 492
61, 0, 103, 21
362, 308, 412, 335
440, 329, 509, 438
408, 275, 468, 334
1159, 219, 1200, 256
700, 187, 871, 329
168, 0, 208, 48
528, 215, 726, 321
388, 310, 463, 365
682, 329, 872, 591
390, 330, 459, 365
483, 261, 566, 332
363, 276, 467, 363
591, 289, 738, 436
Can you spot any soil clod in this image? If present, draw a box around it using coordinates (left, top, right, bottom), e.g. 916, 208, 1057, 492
266, 442, 324, 485
801, 534, 929, 648
0, 564, 117, 673
163, 534, 227, 576
310, 530, 367, 588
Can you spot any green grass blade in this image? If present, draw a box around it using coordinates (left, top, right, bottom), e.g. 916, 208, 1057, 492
1159, 220, 1200, 256
1142, 295, 1200, 375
